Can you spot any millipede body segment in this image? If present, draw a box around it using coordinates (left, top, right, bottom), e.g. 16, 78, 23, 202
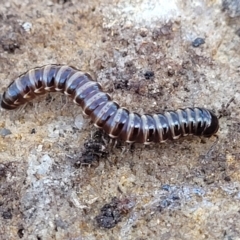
1, 64, 219, 144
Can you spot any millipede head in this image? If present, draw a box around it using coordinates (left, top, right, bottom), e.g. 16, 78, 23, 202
202, 111, 219, 137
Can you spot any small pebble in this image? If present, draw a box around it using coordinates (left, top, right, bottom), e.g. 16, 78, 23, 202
139, 28, 148, 37
22, 22, 32, 32
74, 114, 88, 130
192, 38, 205, 47
162, 184, 171, 191
0, 128, 12, 137
31, 128, 36, 134
144, 70, 154, 80
168, 69, 175, 77
2, 209, 12, 219
172, 81, 179, 88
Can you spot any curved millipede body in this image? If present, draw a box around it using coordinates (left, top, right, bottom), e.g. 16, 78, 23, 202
1, 64, 219, 144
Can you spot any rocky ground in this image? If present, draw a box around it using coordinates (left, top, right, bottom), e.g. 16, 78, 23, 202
0, 0, 240, 239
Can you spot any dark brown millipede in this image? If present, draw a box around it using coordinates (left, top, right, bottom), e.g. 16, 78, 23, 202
0, 64, 219, 144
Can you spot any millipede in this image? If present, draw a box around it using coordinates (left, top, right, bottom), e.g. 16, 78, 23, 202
0, 64, 219, 144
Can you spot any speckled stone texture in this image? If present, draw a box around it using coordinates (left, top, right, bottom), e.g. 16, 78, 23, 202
0, 0, 240, 239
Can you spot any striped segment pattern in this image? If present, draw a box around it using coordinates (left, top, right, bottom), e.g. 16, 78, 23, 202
1, 64, 219, 144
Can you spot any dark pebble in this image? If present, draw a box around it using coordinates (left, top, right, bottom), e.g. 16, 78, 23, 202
192, 38, 205, 47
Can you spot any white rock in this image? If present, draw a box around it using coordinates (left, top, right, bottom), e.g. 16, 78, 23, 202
22, 22, 32, 32
74, 114, 88, 130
